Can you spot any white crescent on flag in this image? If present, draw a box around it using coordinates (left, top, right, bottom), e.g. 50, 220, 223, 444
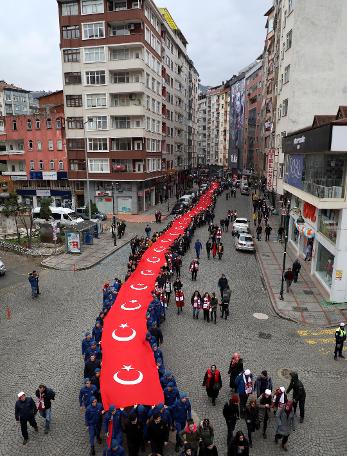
130, 283, 148, 291
154, 247, 166, 253
121, 300, 142, 311
147, 256, 160, 263
140, 269, 155, 276
113, 365, 144, 385
112, 324, 137, 342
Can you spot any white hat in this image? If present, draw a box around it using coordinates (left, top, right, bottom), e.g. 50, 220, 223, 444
340, 322, 345, 327
265, 389, 272, 395
280, 386, 285, 393
244, 369, 251, 376
17, 391, 25, 398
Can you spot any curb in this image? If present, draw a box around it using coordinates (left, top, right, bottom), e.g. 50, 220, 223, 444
40, 238, 131, 272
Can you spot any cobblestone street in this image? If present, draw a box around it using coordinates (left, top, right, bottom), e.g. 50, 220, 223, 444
0, 192, 345, 456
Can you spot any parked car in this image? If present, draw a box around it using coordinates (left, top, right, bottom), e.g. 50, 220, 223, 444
171, 203, 186, 215
232, 217, 250, 236
234, 232, 255, 252
240, 185, 250, 195
92, 212, 107, 221
32, 207, 84, 226
0, 259, 6, 276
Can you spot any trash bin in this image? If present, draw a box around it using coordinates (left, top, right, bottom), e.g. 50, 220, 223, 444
83, 230, 94, 245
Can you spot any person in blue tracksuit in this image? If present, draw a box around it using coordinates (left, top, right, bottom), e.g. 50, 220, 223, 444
85, 340, 102, 361
160, 370, 177, 389
170, 392, 192, 451
82, 332, 93, 357
148, 403, 172, 427
92, 321, 103, 344
152, 344, 164, 366
79, 379, 97, 409
194, 239, 203, 259
164, 382, 180, 407
85, 397, 104, 455
103, 405, 123, 445
136, 405, 150, 448
103, 439, 126, 456
146, 331, 157, 347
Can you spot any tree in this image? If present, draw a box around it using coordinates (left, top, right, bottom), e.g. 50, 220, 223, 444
39, 197, 53, 221
85, 200, 98, 217
2, 193, 35, 248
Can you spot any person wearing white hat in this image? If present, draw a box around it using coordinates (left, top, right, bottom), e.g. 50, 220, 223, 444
15, 392, 38, 445
235, 369, 254, 417
257, 389, 273, 439
334, 322, 346, 359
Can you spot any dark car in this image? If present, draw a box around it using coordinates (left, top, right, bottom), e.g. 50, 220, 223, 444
92, 212, 108, 221
171, 203, 185, 215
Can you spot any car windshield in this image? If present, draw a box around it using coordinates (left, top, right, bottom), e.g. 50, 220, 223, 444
240, 235, 253, 242
236, 219, 247, 224
68, 212, 79, 220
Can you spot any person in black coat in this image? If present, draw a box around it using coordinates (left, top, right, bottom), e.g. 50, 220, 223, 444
15, 392, 38, 444
123, 413, 143, 456
35, 384, 55, 433
223, 394, 240, 446
84, 354, 101, 379
199, 444, 218, 456
228, 353, 243, 390
292, 259, 301, 283
147, 413, 169, 455
286, 371, 306, 422
228, 431, 249, 456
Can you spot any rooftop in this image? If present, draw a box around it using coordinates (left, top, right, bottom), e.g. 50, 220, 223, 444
0, 80, 29, 93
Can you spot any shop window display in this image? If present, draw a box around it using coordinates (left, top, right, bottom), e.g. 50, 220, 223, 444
319, 209, 338, 244
316, 244, 335, 288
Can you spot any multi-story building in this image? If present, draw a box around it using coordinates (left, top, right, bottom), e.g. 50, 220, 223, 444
187, 60, 199, 169
0, 81, 39, 117
228, 73, 246, 172
57, 0, 196, 212
268, 0, 347, 196
197, 93, 207, 165
0, 91, 70, 206
282, 106, 347, 303
243, 59, 263, 174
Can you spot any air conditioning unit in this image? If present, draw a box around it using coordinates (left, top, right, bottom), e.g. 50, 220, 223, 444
128, 23, 135, 30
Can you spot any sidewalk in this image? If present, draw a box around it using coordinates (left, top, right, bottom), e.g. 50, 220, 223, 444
116, 194, 178, 223
255, 211, 347, 327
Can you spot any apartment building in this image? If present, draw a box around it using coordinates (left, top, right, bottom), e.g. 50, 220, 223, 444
197, 93, 207, 165
269, 0, 347, 196
0, 91, 69, 206
0, 81, 39, 117
57, 0, 196, 213
187, 60, 199, 168
243, 60, 263, 175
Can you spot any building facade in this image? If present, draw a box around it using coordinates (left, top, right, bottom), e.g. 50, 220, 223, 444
57, 0, 196, 213
283, 106, 347, 303
197, 93, 207, 165
0, 81, 39, 117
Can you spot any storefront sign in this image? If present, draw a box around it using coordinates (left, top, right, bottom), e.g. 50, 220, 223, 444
42, 171, 57, 181
11, 175, 27, 181
335, 270, 343, 280
266, 149, 275, 191
283, 124, 331, 154
66, 232, 81, 254
36, 190, 51, 197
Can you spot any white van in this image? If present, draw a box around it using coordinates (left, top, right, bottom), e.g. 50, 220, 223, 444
178, 195, 193, 206
32, 207, 84, 226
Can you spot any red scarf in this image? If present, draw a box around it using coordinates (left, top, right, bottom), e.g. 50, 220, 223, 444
206, 369, 220, 388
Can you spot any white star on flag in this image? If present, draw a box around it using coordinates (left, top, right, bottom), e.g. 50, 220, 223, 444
122, 365, 134, 372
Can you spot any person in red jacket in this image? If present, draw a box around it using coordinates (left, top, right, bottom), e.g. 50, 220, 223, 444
202, 364, 222, 406
175, 289, 185, 315
284, 268, 294, 292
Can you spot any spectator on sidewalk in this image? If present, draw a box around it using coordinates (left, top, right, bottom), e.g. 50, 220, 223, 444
256, 224, 262, 241
277, 226, 285, 242
304, 242, 313, 261
15, 392, 38, 445
265, 225, 272, 241
284, 268, 294, 292
292, 259, 302, 283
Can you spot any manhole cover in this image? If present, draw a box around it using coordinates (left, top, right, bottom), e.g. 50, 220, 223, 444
303, 289, 314, 295
258, 332, 272, 339
278, 368, 292, 380
253, 312, 269, 320
292, 306, 308, 312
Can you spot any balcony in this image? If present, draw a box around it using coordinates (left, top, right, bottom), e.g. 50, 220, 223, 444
108, 56, 144, 71
109, 82, 144, 94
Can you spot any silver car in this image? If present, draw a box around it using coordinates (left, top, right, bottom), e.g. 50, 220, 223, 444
235, 233, 255, 252
232, 217, 249, 236
0, 259, 6, 276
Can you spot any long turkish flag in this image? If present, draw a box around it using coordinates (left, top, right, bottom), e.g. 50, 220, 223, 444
100, 184, 218, 409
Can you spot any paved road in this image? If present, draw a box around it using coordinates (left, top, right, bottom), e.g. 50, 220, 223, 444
0, 250, 41, 292
0, 191, 345, 456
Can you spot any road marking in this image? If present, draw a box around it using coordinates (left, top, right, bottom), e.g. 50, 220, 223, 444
304, 338, 334, 345
297, 329, 335, 337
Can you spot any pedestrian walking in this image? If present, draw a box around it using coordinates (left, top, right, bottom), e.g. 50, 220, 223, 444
217, 274, 229, 299
217, 242, 224, 260
85, 396, 103, 455
334, 322, 346, 359
257, 389, 272, 439
202, 364, 222, 406
228, 431, 249, 456
28, 271, 39, 298
123, 413, 143, 456
228, 353, 243, 390
256, 224, 262, 241
175, 289, 185, 314
170, 393, 192, 452
252, 212, 257, 227
179, 419, 200, 456
189, 259, 199, 281
225, 218, 230, 232
244, 396, 259, 448
292, 259, 301, 283
235, 369, 254, 416
274, 401, 295, 451
202, 292, 211, 322
194, 239, 203, 259
35, 384, 55, 434
221, 286, 231, 320
173, 277, 183, 292
79, 378, 97, 409
211, 241, 217, 259
206, 239, 212, 259
223, 394, 240, 446
286, 371, 306, 423
273, 386, 288, 412
15, 392, 38, 445
284, 268, 294, 292
174, 256, 182, 278
145, 224, 152, 238
191, 291, 202, 319
197, 419, 214, 448
103, 440, 125, 456
304, 242, 313, 261
199, 443, 219, 456
265, 225, 272, 241
254, 370, 273, 397
164, 279, 172, 304
277, 226, 284, 242
210, 293, 218, 324
147, 413, 169, 456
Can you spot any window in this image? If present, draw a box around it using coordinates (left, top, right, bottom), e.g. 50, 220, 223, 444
28, 140, 33, 150
50, 160, 55, 170
108, 1, 127, 11
39, 160, 44, 170
81, 0, 104, 14
111, 138, 132, 151
84, 47, 105, 62
113, 117, 130, 129
66, 95, 83, 107
62, 25, 80, 39
67, 117, 84, 129
284, 65, 290, 84
30, 160, 35, 170
86, 93, 106, 108
37, 141, 42, 151
85, 70, 106, 85
63, 48, 80, 62
87, 116, 108, 130
67, 139, 85, 150
12, 119, 17, 130
282, 99, 288, 116
286, 30, 293, 50
132, 0, 141, 8
88, 138, 108, 151
64, 72, 82, 84
27, 119, 32, 130
46, 118, 52, 129
111, 24, 130, 36
109, 48, 130, 60
88, 158, 110, 173
35, 119, 41, 129
288, 0, 294, 13
59, 161, 64, 170
62, 2, 78, 16
82, 22, 105, 39
57, 139, 63, 150
48, 140, 54, 151
111, 72, 129, 83
70, 159, 86, 171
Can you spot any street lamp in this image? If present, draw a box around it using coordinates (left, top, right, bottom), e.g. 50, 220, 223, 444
111, 182, 118, 245
83, 120, 92, 220
279, 203, 304, 300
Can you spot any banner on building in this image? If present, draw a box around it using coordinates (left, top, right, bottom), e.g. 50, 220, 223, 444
266, 149, 275, 191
